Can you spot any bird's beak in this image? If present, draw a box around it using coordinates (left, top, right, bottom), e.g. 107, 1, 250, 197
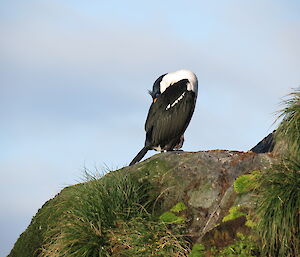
153, 98, 158, 103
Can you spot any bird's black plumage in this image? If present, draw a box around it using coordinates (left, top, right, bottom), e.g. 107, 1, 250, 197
145, 79, 196, 149
129, 70, 198, 166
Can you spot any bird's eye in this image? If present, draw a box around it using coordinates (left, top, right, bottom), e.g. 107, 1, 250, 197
155, 93, 160, 98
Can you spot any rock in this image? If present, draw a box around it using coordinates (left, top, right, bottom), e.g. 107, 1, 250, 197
9, 150, 274, 256
132, 150, 273, 242
250, 131, 275, 153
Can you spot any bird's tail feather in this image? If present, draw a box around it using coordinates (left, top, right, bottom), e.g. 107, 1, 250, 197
129, 146, 150, 166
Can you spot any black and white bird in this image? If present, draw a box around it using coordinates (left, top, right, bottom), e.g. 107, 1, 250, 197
129, 69, 198, 166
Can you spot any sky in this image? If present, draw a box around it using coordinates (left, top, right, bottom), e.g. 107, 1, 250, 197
1, 0, 300, 255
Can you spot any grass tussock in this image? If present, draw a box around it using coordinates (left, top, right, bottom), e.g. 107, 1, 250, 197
248, 88, 300, 256
40, 171, 190, 257
109, 216, 190, 257
256, 161, 300, 257
275, 87, 300, 160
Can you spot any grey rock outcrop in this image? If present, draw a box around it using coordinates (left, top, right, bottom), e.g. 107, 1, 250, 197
132, 150, 273, 243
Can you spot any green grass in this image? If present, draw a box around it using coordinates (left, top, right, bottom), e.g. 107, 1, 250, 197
253, 87, 300, 256
216, 233, 257, 257
189, 244, 205, 257
275, 87, 300, 160
8, 186, 76, 257
109, 216, 190, 256
256, 161, 300, 257
229, 88, 300, 257
40, 171, 190, 257
41, 172, 151, 256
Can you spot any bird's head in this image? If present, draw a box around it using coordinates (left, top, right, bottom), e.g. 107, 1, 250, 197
148, 74, 166, 102
148, 69, 198, 103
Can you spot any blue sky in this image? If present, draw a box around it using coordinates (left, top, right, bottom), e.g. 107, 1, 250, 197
1, 0, 300, 255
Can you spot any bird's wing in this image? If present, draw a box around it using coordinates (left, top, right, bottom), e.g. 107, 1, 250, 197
145, 80, 196, 148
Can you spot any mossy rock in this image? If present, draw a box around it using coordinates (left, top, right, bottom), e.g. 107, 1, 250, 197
9, 150, 274, 256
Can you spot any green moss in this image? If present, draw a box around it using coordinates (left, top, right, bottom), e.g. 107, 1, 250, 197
137, 158, 172, 178
159, 201, 187, 224
234, 171, 259, 194
189, 243, 205, 257
170, 201, 187, 213
222, 206, 246, 222
159, 211, 185, 224
245, 218, 256, 228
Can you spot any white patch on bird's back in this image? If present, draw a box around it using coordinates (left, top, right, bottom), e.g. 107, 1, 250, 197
160, 69, 198, 96
166, 92, 186, 110
153, 145, 162, 151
